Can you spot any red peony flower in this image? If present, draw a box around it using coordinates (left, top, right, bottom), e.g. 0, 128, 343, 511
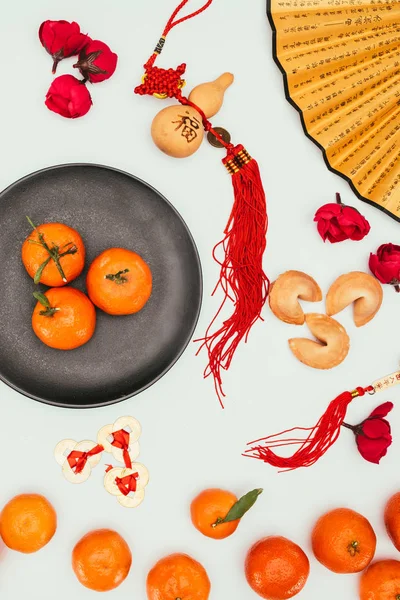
343, 402, 393, 464
45, 75, 92, 119
314, 193, 370, 244
73, 40, 118, 83
369, 243, 400, 292
39, 20, 90, 73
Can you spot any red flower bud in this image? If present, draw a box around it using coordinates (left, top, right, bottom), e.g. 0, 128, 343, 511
39, 20, 90, 73
369, 243, 400, 292
73, 40, 118, 83
45, 75, 92, 119
343, 402, 393, 464
314, 193, 370, 244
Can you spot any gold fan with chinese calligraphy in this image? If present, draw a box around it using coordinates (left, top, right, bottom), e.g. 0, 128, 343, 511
267, 0, 400, 220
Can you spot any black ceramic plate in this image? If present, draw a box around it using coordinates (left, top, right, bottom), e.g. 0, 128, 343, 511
0, 164, 202, 408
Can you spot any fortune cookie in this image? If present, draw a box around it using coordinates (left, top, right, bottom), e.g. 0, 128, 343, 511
269, 271, 322, 325
326, 272, 383, 327
289, 313, 350, 370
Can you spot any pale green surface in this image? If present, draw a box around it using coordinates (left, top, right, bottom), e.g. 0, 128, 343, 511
0, 0, 399, 598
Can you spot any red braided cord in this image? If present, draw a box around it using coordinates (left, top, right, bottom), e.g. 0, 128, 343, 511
244, 387, 370, 471
163, 0, 214, 36
143, 0, 214, 69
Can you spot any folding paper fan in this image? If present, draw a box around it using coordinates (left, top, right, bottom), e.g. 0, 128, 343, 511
267, 0, 400, 221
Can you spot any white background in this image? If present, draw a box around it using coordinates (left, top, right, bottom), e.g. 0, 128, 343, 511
0, 1, 399, 598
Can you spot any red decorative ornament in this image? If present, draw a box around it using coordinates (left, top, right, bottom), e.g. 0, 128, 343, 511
343, 402, 393, 464
110, 428, 132, 469
369, 243, 400, 293
115, 472, 139, 496
244, 369, 400, 471
314, 193, 370, 244
67, 444, 104, 475
45, 74, 93, 119
40, 20, 118, 118
73, 40, 118, 83
39, 20, 90, 73
134, 0, 269, 405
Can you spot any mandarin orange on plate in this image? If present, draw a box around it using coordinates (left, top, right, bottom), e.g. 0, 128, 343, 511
147, 553, 211, 600
22, 221, 85, 286
359, 559, 400, 600
245, 536, 309, 600
384, 492, 400, 551
311, 507, 376, 573
191, 488, 239, 539
32, 287, 96, 350
0, 493, 57, 553
86, 247, 152, 315
72, 528, 132, 592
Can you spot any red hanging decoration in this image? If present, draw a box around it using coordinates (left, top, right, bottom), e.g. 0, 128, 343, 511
244, 369, 400, 471
134, 0, 269, 406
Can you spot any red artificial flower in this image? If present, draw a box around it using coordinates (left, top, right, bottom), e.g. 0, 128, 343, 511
73, 40, 118, 83
45, 75, 92, 119
343, 402, 393, 464
369, 243, 400, 292
39, 20, 90, 73
314, 193, 370, 244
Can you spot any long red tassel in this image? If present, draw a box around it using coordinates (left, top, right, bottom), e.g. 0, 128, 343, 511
133, 0, 270, 405
196, 145, 269, 406
244, 386, 369, 471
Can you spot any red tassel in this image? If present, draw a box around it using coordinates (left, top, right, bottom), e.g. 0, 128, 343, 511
196, 145, 269, 406
244, 387, 369, 471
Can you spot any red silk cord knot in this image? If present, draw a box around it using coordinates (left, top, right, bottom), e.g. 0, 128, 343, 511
115, 472, 139, 496
67, 444, 104, 475
244, 386, 370, 471
110, 429, 132, 469
134, 64, 186, 98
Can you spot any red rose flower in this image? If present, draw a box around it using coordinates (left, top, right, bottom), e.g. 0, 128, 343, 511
369, 243, 400, 292
45, 75, 92, 119
73, 40, 118, 83
314, 193, 370, 243
343, 402, 393, 464
39, 20, 90, 73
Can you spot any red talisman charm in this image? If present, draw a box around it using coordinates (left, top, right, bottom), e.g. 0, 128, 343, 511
134, 0, 269, 405
245, 369, 400, 471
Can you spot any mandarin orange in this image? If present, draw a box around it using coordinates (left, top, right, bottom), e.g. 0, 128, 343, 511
359, 559, 400, 600
32, 287, 96, 350
384, 492, 400, 551
22, 221, 85, 286
0, 493, 57, 553
245, 536, 309, 600
312, 507, 376, 573
147, 553, 211, 600
72, 529, 132, 592
190, 488, 239, 539
86, 247, 152, 315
